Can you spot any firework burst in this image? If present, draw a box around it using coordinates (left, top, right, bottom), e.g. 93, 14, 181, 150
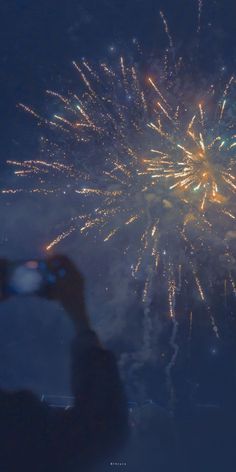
3, 4, 236, 397
146, 76, 236, 213
5, 51, 236, 302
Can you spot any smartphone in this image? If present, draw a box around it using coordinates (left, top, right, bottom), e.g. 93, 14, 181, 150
5, 260, 53, 296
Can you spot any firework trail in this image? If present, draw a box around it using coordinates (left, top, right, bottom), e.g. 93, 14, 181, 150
197, 0, 203, 33
165, 263, 179, 410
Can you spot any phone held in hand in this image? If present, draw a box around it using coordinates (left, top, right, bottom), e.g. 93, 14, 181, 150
2, 260, 57, 296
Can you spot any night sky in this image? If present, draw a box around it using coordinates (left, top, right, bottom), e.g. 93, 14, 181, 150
0, 0, 236, 409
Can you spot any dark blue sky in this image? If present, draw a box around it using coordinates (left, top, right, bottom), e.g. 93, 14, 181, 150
0, 0, 236, 404
1, 0, 236, 162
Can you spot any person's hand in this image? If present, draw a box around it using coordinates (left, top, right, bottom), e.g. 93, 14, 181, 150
0, 258, 8, 302
44, 255, 90, 332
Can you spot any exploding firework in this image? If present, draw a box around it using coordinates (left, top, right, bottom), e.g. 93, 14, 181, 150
3, 2, 236, 402
5, 55, 236, 303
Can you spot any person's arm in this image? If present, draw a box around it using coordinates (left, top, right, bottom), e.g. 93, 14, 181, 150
46, 255, 128, 466
0, 256, 128, 470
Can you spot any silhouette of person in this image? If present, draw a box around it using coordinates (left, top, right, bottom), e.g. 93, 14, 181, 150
0, 255, 128, 472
